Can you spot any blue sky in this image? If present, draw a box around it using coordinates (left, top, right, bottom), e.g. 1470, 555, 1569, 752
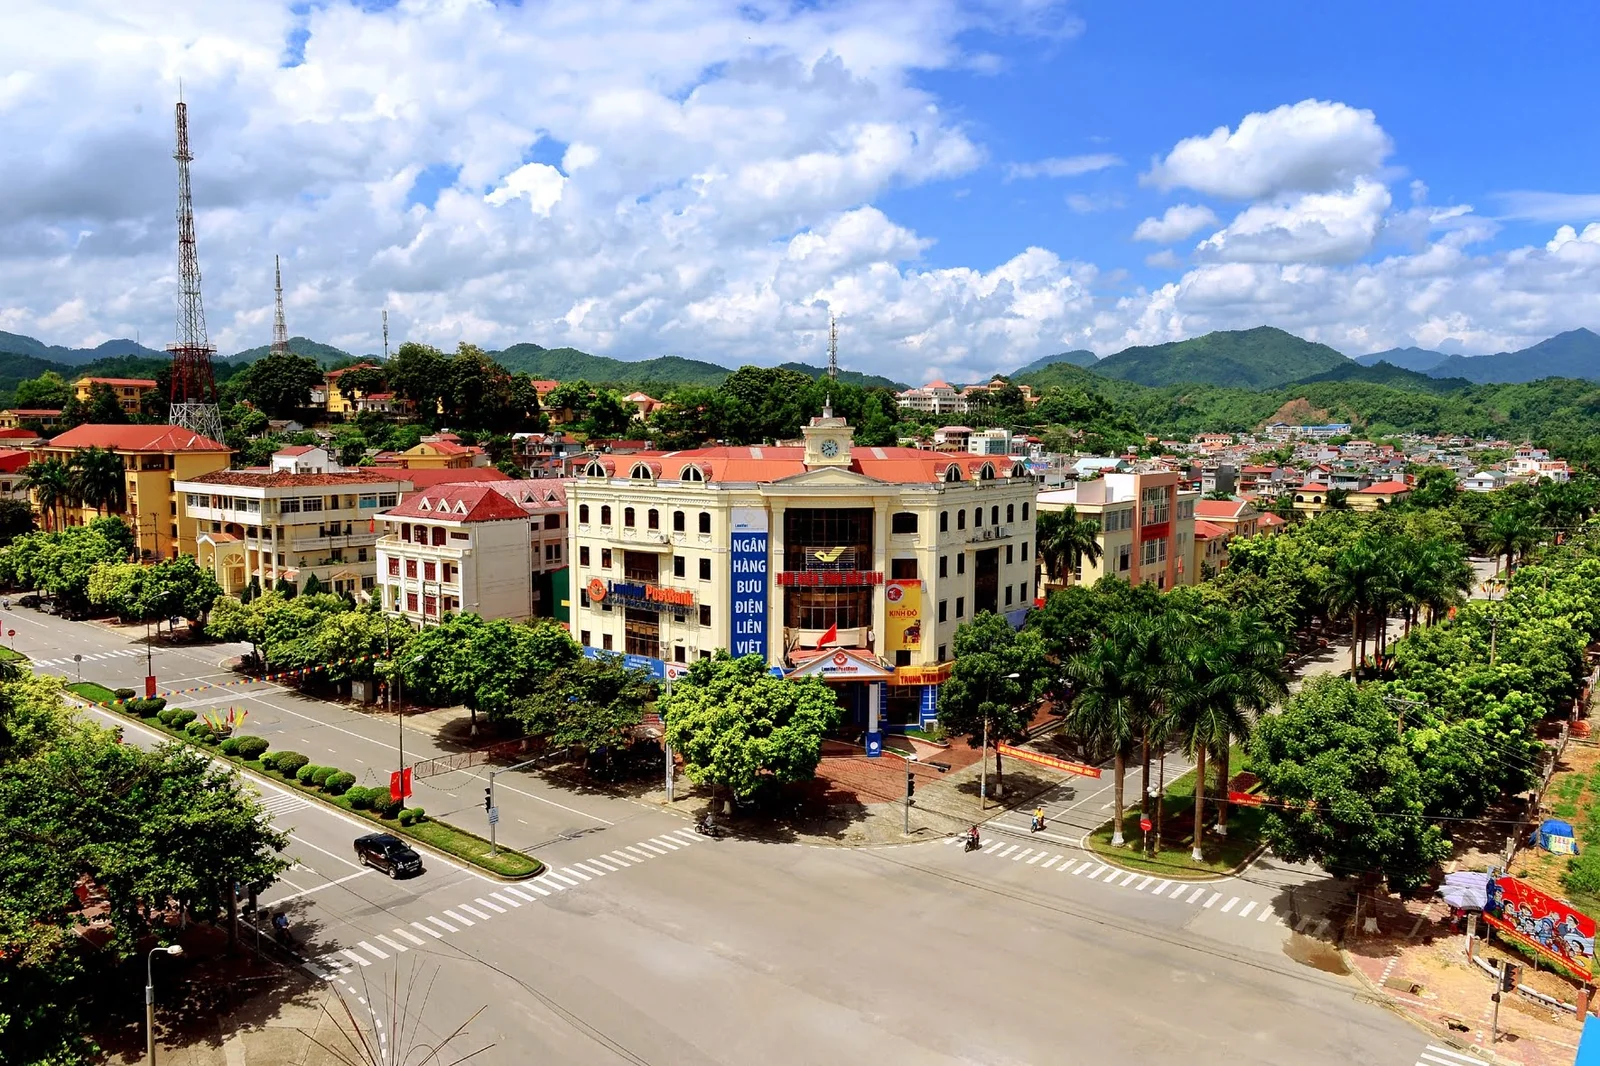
3, 0, 1599, 378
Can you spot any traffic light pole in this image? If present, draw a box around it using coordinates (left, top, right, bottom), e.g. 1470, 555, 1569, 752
486, 756, 548, 857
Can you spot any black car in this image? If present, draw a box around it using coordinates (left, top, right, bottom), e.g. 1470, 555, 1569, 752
354, 833, 423, 878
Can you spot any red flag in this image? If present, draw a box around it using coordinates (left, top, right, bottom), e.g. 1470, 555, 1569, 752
818, 623, 838, 647
390, 767, 412, 803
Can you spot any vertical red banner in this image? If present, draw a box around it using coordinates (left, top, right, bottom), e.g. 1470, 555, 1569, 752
390, 767, 412, 803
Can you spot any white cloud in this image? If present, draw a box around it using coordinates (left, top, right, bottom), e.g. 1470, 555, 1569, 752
1546, 222, 1600, 252
1005, 153, 1122, 180
1144, 249, 1181, 269
1065, 191, 1124, 214
1132, 203, 1218, 243
1499, 191, 1600, 223
1195, 178, 1391, 264
1143, 99, 1392, 200
484, 162, 566, 215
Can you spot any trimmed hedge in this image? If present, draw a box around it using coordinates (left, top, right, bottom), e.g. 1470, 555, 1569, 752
272, 752, 308, 778
233, 736, 269, 760
324, 771, 356, 796
296, 764, 322, 785
219, 737, 240, 755
113, 687, 135, 701
375, 796, 402, 820
347, 786, 376, 810
309, 766, 337, 787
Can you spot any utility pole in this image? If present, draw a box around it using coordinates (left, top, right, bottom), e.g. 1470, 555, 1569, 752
663, 675, 675, 802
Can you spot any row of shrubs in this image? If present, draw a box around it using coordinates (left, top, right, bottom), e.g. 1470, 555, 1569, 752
104, 696, 430, 828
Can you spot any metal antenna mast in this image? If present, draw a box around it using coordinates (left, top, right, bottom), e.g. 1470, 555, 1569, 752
382, 309, 390, 360
827, 314, 838, 382
166, 97, 222, 443
271, 255, 289, 356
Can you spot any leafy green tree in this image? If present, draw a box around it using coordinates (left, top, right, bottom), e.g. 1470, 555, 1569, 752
337, 365, 387, 400
936, 611, 1048, 796
1406, 466, 1461, 509
13, 371, 72, 410
1064, 614, 1150, 847
233, 350, 324, 417
1035, 506, 1102, 588
401, 615, 574, 727
0, 497, 36, 546
84, 382, 129, 425
67, 446, 125, 515
512, 653, 656, 765
661, 653, 840, 800
386, 341, 448, 415
1249, 676, 1449, 893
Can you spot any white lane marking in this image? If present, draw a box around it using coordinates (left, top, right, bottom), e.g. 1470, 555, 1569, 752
1257, 906, 1275, 922
1040, 855, 1060, 869
267, 868, 370, 903
457, 903, 492, 921
636, 842, 669, 855
997, 845, 1019, 858
572, 862, 609, 877
625, 846, 655, 859
356, 940, 389, 960
652, 837, 684, 850
982, 841, 1006, 854
1118, 872, 1139, 886
393, 928, 426, 945
1188, 887, 1207, 904
1167, 881, 1189, 898
1011, 848, 1032, 862
441, 909, 474, 926
1204, 892, 1221, 908
1151, 880, 1170, 895
1074, 862, 1093, 875
1088, 864, 1108, 879
605, 852, 636, 866
1237, 901, 1257, 918
376, 935, 408, 953
341, 949, 372, 967
287, 832, 365, 871
1420, 1045, 1484, 1066
1221, 897, 1239, 913
1135, 876, 1154, 891
412, 921, 444, 939
1026, 851, 1047, 865
547, 872, 579, 886
585, 857, 621, 872
490, 891, 521, 908
517, 882, 551, 897
474, 897, 506, 914
671, 828, 699, 841
560, 867, 593, 882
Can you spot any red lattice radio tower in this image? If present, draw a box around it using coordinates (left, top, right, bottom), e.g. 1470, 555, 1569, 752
165, 97, 222, 443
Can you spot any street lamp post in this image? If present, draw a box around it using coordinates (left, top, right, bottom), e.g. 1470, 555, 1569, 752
145, 943, 183, 1065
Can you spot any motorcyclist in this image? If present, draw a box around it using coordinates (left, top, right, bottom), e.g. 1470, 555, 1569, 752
1032, 807, 1046, 832
967, 824, 980, 849
272, 911, 291, 944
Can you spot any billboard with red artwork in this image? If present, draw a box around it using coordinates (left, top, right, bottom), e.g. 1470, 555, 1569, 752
1484, 875, 1595, 978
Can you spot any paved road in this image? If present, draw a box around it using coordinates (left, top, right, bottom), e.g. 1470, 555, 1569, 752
54, 607, 1439, 1065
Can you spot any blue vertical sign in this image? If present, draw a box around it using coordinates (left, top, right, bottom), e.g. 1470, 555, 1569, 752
730, 507, 769, 660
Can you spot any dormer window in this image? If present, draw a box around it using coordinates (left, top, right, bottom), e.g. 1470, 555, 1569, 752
630, 463, 654, 480
419, 499, 431, 512
680, 464, 705, 482
942, 465, 962, 483
584, 460, 607, 478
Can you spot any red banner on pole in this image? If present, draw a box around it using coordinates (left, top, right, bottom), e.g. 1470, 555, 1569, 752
390, 768, 412, 803
995, 742, 1102, 778
1485, 875, 1596, 979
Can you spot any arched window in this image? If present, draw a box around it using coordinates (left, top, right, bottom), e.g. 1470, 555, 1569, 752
673, 510, 685, 532
957, 510, 966, 530
698, 512, 712, 534
1006, 504, 1015, 523
942, 465, 962, 483
680, 465, 704, 482
584, 460, 607, 478
624, 507, 636, 528
630, 463, 654, 480
579, 504, 590, 523
648, 508, 660, 530
973, 508, 983, 528
939, 511, 949, 533
1022, 502, 1030, 521
600, 505, 612, 525
890, 512, 918, 534
978, 462, 996, 480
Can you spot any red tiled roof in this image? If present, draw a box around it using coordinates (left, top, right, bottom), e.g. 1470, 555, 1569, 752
10, 409, 63, 416
48, 424, 230, 452
415, 440, 471, 455
585, 445, 1024, 485
276, 445, 318, 456
401, 467, 512, 490
78, 377, 157, 388
0, 428, 38, 440
485, 478, 568, 512
180, 469, 405, 489
0, 449, 30, 473
382, 483, 529, 523
1259, 512, 1287, 526
1360, 480, 1412, 494
1193, 520, 1229, 538
1195, 499, 1249, 520
325, 363, 379, 379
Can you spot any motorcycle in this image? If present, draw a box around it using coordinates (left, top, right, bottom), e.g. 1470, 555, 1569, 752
694, 817, 723, 839
964, 834, 981, 852
1030, 815, 1046, 833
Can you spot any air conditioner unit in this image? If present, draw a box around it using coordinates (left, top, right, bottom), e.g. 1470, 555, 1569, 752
982, 529, 994, 540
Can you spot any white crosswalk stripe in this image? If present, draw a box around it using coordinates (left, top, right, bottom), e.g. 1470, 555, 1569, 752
412, 921, 444, 939
376, 935, 408, 953
257, 791, 307, 819
490, 891, 521, 908
393, 928, 426, 945
473, 897, 506, 914
652, 836, 684, 850
457, 903, 492, 921
357, 940, 388, 960
1417, 1045, 1482, 1066
340, 948, 372, 967
442, 908, 474, 926
427, 916, 458, 933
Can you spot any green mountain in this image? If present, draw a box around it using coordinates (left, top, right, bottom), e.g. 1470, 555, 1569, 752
1086, 326, 1351, 389
490, 344, 730, 386
1013, 349, 1099, 376
1292, 360, 1472, 393
222, 337, 359, 368
0, 332, 163, 366
772, 362, 905, 390
1428, 328, 1600, 384
1354, 346, 1447, 373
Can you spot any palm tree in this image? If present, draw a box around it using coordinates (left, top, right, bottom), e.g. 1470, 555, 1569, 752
68, 447, 125, 516
20, 458, 71, 532
1065, 616, 1147, 847
1036, 506, 1102, 589
1323, 541, 1375, 674
1397, 538, 1473, 632
1484, 506, 1539, 578
1171, 611, 1287, 858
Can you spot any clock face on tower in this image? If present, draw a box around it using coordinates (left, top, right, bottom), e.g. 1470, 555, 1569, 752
820, 438, 840, 458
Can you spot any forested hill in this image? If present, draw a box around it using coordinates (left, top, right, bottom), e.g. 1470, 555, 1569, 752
1087, 326, 1351, 389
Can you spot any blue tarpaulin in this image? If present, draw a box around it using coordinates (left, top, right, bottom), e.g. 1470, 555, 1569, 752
1534, 818, 1581, 855
1575, 1015, 1600, 1066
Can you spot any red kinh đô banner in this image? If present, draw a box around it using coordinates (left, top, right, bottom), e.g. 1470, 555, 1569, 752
1484, 874, 1596, 979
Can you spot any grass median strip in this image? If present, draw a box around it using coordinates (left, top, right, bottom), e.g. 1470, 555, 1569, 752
72, 682, 542, 880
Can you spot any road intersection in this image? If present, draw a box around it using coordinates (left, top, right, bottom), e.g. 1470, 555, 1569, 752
42, 604, 1448, 1066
